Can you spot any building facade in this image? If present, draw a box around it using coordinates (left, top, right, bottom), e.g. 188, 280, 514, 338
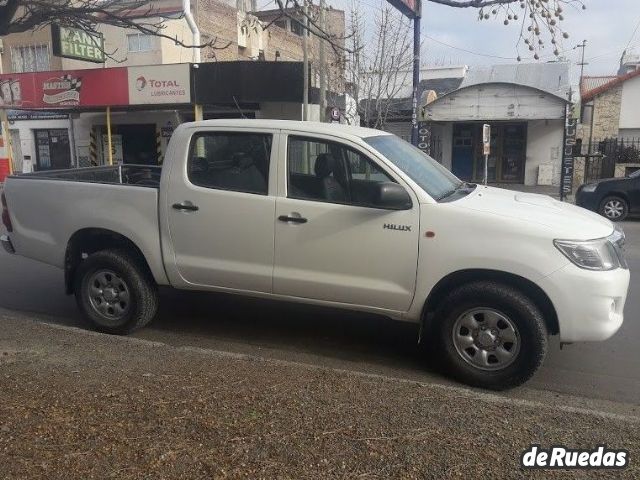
0, 0, 346, 173
420, 63, 571, 187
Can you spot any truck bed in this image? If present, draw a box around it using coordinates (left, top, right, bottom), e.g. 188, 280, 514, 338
3, 166, 167, 284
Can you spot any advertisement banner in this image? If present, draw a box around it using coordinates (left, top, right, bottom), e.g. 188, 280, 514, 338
0, 68, 128, 109
128, 64, 191, 105
102, 134, 124, 164
387, 0, 420, 18
560, 103, 577, 198
51, 25, 106, 63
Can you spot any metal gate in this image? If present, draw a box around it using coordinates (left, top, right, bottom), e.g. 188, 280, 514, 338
584, 154, 615, 183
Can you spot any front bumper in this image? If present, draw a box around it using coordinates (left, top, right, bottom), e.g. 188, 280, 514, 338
539, 263, 629, 342
1, 234, 15, 254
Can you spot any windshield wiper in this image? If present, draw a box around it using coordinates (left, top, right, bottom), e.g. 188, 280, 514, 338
437, 182, 476, 201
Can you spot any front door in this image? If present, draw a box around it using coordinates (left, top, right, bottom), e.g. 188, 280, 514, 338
273, 133, 420, 312
34, 129, 71, 170
166, 129, 277, 293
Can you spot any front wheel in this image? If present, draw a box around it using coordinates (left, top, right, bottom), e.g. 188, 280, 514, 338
435, 281, 547, 390
74, 249, 158, 335
599, 196, 628, 221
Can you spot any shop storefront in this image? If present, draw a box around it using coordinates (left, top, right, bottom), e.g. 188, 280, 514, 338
0, 61, 339, 173
452, 122, 527, 183
421, 82, 569, 186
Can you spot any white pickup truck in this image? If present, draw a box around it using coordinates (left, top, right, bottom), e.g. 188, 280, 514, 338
1, 120, 630, 389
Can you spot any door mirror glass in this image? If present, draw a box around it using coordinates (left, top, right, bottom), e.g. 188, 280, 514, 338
374, 182, 412, 210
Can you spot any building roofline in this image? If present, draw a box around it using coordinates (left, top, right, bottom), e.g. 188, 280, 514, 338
425, 81, 570, 108
581, 69, 640, 102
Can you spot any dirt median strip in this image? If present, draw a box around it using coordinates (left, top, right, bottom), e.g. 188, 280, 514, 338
0, 313, 638, 479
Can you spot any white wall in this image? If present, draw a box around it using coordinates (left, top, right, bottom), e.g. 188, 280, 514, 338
525, 119, 563, 186
440, 123, 453, 170
619, 75, 640, 130
7, 118, 72, 172
424, 84, 566, 122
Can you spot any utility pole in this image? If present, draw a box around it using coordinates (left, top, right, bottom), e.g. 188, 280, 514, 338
319, 0, 327, 122
410, 1, 422, 146
576, 40, 588, 86
302, 0, 309, 121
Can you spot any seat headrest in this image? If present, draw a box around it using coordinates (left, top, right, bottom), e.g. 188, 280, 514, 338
315, 153, 335, 178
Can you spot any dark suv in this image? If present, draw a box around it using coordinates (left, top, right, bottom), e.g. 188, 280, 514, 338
575, 170, 640, 221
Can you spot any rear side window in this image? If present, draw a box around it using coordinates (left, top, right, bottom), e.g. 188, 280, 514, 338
188, 132, 272, 195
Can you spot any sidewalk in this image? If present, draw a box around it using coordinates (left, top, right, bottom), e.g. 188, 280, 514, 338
1, 311, 637, 479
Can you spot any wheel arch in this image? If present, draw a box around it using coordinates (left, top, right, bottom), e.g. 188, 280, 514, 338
65, 228, 155, 295
601, 191, 630, 206
421, 269, 559, 337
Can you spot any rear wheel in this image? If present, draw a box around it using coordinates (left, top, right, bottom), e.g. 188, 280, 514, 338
599, 196, 628, 221
74, 249, 158, 335
435, 281, 547, 390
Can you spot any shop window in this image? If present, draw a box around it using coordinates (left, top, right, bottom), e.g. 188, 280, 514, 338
127, 33, 154, 53
10, 45, 50, 73
188, 132, 272, 195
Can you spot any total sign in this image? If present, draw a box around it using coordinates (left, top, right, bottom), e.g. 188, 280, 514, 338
128, 64, 191, 105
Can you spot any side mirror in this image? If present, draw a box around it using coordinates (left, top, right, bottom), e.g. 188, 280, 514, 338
374, 182, 412, 210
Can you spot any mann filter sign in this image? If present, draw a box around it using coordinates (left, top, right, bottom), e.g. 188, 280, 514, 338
52, 25, 105, 63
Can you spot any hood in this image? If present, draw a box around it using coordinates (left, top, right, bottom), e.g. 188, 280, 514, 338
452, 186, 614, 240
585, 177, 627, 187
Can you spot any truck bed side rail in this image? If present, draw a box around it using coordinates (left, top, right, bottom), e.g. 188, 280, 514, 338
11, 165, 162, 188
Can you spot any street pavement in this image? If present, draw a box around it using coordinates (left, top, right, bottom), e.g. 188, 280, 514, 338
0, 220, 639, 407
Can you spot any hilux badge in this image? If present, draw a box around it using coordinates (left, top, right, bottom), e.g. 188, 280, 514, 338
383, 224, 412, 232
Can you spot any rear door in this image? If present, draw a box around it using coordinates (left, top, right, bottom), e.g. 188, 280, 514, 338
273, 133, 420, 312
164, 128, 277, 293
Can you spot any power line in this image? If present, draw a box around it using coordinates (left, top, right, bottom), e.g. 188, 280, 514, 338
624, 16, 640, 51
422, 34, 517, 60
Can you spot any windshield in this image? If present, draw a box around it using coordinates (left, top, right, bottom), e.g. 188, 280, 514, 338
364, 134, 462, 200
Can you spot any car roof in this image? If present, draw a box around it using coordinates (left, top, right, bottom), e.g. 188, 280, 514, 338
180, 119, 393, 141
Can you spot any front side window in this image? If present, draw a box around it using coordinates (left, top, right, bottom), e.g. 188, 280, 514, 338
188, 132, 272, 195
287, 136, 395, 207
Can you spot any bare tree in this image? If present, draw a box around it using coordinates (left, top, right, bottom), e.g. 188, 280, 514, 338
270, 0, 585, 59
346, 4, 414, 129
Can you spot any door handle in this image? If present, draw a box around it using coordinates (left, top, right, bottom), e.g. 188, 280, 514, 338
172, 202, 199, 212
278, 215, 307, 224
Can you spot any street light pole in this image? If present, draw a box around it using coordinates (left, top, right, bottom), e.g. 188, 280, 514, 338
410, 2, 422, 146
319, 0, 327, 122
302, 0, 309, 121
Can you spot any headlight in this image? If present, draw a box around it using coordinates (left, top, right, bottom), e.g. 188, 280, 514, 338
554, 227, 627, 271
580, 183, 598, 193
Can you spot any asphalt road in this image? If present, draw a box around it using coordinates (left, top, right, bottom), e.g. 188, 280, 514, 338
1, 220, 639, 406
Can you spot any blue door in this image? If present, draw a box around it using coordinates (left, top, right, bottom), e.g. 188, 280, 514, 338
452, 125, 474, 180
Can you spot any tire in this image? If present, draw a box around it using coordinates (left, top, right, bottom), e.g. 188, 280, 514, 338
599, 196, 628, 222
74, 249, 158, 335
434, 281, 547, 390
